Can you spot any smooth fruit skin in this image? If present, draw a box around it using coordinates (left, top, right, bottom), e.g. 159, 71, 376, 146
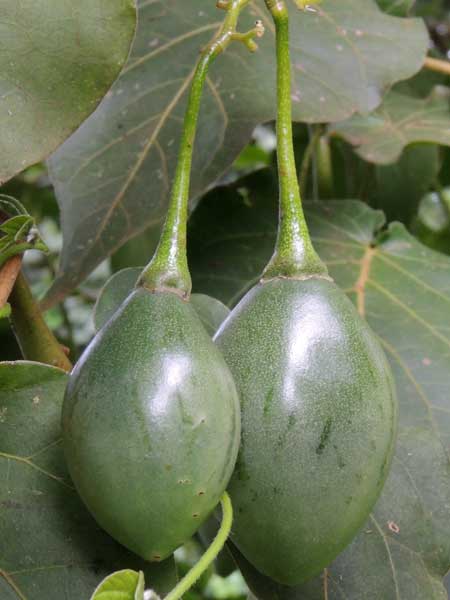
62, 288, 240, 561
215, 277, 397, 585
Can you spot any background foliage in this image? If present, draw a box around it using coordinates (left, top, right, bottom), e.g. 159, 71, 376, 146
0, 0, 450, 598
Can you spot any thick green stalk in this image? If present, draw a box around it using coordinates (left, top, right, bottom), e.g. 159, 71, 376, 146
164, 493, 233, 600
139, 0, 258, 298
9, 272, 72, 372
262, 0, 327, 280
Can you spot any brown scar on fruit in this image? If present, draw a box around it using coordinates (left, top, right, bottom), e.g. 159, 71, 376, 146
388, 520, 400, 534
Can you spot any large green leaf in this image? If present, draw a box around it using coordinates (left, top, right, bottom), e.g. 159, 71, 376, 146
0, 361, 177, 599
330, 86, 450, 164
0, 0, 137, 184
44, 0, 427, 307
187, 170, 450, 599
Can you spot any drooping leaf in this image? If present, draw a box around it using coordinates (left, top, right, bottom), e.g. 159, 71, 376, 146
44, 0, 427, 306
93, 267, 230, 336
186, 170, 450, 598
90, 569, 145, 600
0, 361, 177, 599
0, 0, 137, 184
330, 86, 450, 165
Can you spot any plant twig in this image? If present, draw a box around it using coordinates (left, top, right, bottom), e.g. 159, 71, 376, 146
0, 255, 22, 309
164, 493, 233, 600
424, 56, 450, 76
9, 272, 72, 371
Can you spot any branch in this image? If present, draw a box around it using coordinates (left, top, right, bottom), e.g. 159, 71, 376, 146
424, 56, 450, 77
0, 255, 22, 309
9, 272, 72, 372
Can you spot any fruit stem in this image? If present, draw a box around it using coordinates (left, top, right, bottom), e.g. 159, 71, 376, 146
139, 0, 263, 298
9, 272, 72, 372
164, 492, 233, 600
262, 0, 327, 280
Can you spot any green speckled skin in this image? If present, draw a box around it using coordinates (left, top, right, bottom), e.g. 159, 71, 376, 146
62, 288, 240, 561
215, 277, 397, 585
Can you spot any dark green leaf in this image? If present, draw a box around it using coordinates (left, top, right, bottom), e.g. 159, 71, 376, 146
369, 144, 441, 223
330, 86, 450, 164
0, 361, 177, 599
187, 171, 450, 598
93, 267, 230, 336
45, 0, 427, 306
0, 0, 137, 184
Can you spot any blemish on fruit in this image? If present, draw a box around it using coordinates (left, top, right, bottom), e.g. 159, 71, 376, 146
152, 554, 162, 561
192, 513, 200, 518
316, 417, 332, 455
388, 520, 400, 534
197, 490, 205, 496
263, 388, 274, 416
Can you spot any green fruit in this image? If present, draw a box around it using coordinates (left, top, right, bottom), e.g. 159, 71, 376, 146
215, 277, 397, 585
62, 288, 240, 561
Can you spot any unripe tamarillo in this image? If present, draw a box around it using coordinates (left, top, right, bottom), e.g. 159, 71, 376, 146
62, 288, 240, 561
215, 277, 397, 584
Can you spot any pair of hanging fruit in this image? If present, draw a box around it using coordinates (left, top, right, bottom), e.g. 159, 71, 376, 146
63, 0, 397, 589
62, 0, 265, 563
214, 0, 398, 586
